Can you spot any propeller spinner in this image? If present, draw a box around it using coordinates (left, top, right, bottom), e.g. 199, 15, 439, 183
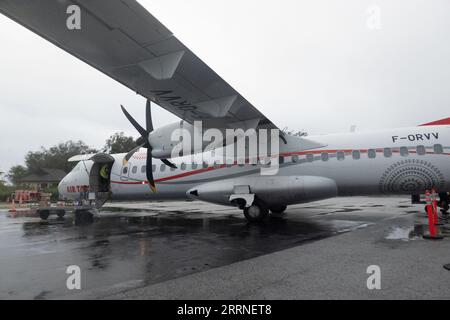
121, 100, 177, 193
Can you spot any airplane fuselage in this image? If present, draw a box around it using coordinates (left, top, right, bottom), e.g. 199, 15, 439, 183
59, 125, 450, 208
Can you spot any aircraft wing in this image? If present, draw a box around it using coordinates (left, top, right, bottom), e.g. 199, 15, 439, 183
0, 0, 278, 131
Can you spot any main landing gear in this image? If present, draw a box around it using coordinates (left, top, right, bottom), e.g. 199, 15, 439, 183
244, 200, 269, 223
243, 201, 288, 223
439, 193, 450, 215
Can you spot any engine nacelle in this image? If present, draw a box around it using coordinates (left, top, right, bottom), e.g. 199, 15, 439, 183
187, 176, 338, 208
148, 121, 190, 159
149, 121, 226, 159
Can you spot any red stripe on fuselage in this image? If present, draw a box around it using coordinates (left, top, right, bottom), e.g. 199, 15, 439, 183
110, 148, 450, 185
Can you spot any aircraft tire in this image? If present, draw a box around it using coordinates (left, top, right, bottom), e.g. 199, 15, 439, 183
244, 200, 269, 223
56, 210, 66, 218
270, 205, 287, 214
441, 201, 449, 214
75, 210, 94, 225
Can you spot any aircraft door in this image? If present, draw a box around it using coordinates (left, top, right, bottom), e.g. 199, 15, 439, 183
87, 153, 115, 208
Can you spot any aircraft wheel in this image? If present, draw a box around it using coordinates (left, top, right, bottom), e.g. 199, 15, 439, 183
270, 205, 287, 214
244, 201, 269, 223
56, 210, 66, 218
75, 210, 94, 225
441, 201, 449, 214
39, 210, 50, 220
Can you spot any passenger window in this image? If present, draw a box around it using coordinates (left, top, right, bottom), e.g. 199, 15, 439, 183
368, 149, 376, 159
141, 165, 146, 173
132, 166, 137, 174
122, 167, 128, 175
321, 153, 329, 162
352, 150, 361, 160
181, 163, 187, 171
434, 144, 444, 154
400, 147, 409, 157
160, 164, 166, 172
384, 148, 392, 158
337, 152, 345, 161
306, 154, 314, 162
417, 145, 426, 156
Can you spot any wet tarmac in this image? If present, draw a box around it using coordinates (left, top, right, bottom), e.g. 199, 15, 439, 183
0, 199, 375, 300
0, 197, 445, 300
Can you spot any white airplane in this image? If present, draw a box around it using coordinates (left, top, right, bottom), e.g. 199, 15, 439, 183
1, 1, 449, 222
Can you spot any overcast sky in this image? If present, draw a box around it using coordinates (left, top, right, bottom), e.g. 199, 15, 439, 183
1, 0, 450, 174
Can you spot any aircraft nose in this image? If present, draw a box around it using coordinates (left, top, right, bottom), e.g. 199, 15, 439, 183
58, 177, 67, 199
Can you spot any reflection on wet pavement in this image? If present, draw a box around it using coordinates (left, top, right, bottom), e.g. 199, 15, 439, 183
0, 202, 371, 300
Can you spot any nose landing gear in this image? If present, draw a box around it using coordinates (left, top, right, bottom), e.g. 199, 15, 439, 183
74, 210, 94, 225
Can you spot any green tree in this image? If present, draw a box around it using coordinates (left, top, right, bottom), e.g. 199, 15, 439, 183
7, 165, 28, 186
25, 140, 98, 174
0, 172, 14, 202
0, 171, 6, 187
103, 132, 137, 154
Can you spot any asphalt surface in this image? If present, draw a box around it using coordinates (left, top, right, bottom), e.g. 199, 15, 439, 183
0, 197, 449, 300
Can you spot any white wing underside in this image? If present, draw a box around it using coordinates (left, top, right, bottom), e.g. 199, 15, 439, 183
0, 0, 278, 131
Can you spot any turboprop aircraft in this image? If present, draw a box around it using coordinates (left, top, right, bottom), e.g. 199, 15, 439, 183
1, 1, 449, 222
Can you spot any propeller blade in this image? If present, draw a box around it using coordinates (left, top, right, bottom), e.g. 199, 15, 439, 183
161, 159, 178, 169
146, 150, 157, 193
123, 144, 145, 165
121, 105, 147, 138
146, 99, 154, 133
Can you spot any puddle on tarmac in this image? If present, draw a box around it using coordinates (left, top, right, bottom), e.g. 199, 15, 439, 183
385, 226, 422, 241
